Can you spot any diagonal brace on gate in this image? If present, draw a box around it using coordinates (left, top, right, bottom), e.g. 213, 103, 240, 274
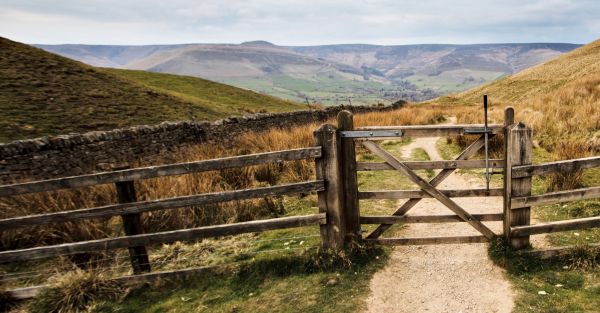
363, 136, 496, 240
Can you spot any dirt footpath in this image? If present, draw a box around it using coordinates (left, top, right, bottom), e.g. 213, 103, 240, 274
365, 136, 514, 313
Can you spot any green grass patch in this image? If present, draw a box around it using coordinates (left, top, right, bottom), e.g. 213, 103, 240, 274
435, 137, 463, 160
488, 237, 600, 313
104, 248, 388, 313
487, 146, 600, 312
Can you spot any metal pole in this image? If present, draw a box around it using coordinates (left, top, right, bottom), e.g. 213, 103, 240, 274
484, 95, 490, 191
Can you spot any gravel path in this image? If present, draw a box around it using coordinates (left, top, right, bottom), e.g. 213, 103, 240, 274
364, 135, 515, 313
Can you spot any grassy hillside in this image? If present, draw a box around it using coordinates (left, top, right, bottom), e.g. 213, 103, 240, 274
0, 37, 303, 142
434, 38, 600, 151
104, 68, 304, 116
438, 38, 600, 105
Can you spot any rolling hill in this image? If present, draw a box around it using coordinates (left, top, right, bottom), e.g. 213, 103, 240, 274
436, 38, 600, 151
38, 42, 579, 105
0, 37, 304, 142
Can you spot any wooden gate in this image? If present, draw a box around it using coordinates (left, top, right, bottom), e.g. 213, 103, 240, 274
330, 109, 517, 246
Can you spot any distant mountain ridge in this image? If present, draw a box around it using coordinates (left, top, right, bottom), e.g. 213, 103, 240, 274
37, 41, 580, 105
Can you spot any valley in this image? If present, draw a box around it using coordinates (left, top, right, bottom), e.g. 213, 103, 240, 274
38, 41, 579, 105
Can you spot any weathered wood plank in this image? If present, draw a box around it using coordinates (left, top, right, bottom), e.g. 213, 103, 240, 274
356, 124, 503, 138
512, 156, 600, 178
361, 140, 496, 239
0, 213, 326, 263
366, 135, 490, 239
515, 243, 600, 259
503, 107, 514, 239
508, 123, 533, 249
367, 235, 489, 245
511, 216, 600, 236
0, 181, 325, 229
357, 159, 504, 171
0, 147, 322, 197
511, 186, 600, 209
338, 111, 361, 241
4, 285, 43, 300
359, 188, 503, 199
115, 178, 151, 274
314, 124, 346, 249
360, 213, 503, 224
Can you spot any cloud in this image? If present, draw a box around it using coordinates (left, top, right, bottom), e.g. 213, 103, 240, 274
0, 0, 598, 45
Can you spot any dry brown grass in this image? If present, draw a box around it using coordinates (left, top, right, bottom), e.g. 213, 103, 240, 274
0, 105, 452, 251
547, 140, 594, 191
27, 269, 126, 313
435, 39, 600, 154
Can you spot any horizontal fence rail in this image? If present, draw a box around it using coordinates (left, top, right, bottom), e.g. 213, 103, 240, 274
0, 180, 325, 230
510, 216, 600, 236
511, 156, 600, 178
0, 147, 322, 197
0, 213, 326, 263
356, 124, 504, 138
360, 213, 503, 224
359, 188, 503, 200
511, 186, 600, 209
507, 149, 600, 251
357, 159, 504, 171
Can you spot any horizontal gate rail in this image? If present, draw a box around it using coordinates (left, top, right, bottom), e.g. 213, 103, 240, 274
0, 180, 325, 230
367, 235, 489, 245
359, 188, 503, 199
0, 213, 326, 263
356, 124, 504, 138
510, 216, 600, 236
511, 156, 600, 178
360, 213, 503, 224
0, 147, 322, 197
357, 159, 504, 171
511, 186, 600, 209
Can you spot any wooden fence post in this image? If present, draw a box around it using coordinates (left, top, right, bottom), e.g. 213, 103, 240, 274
506, 122, 533, 249
314, 124, 346, 249
337, 111, 361, 242
114, 176, 151, 274
503, 107, 514, 239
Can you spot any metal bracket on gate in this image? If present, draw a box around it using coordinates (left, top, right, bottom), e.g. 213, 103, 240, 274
340, 130, 403, 138
463, 128, 494, 135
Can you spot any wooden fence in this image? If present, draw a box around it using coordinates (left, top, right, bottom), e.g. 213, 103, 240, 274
2, 108, 600, 300
0, 146, 333, 299
505, 148, 600, 257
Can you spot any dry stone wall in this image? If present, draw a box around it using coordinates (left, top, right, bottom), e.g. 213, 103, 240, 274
0, 105, 398, 183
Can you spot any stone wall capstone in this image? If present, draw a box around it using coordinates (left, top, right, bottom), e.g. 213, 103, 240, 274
0, 105, 398, 183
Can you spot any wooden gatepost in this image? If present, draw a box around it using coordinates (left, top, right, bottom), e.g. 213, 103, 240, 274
503, 114, 533, 249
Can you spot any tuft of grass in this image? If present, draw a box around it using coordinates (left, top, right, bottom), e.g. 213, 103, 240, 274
28, 270, 127, 313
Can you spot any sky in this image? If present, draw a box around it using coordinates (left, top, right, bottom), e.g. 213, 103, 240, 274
1, 0, 599, 46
